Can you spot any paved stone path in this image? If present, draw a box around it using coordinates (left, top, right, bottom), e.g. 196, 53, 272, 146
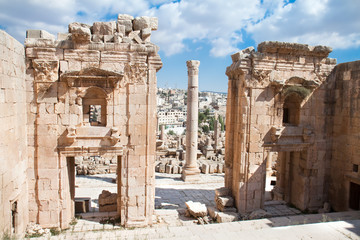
26, 173, 360, 239
29, 211, 360, 239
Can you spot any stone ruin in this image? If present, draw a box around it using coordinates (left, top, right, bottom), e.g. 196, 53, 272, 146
225, 41, 360, 215
0, 13, 162, 237
155, 123, 226, 175
1, 12, 360, 239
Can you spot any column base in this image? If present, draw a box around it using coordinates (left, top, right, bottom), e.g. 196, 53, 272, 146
181, 167, 200, 182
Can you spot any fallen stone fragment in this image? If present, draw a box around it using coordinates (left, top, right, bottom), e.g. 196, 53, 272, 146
216, 212, 238, 223
185, 201, 208, 218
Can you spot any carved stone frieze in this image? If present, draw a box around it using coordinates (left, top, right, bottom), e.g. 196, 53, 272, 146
123, 63, 148, 85
33, 60, 59, 82
252, 69, 271, 82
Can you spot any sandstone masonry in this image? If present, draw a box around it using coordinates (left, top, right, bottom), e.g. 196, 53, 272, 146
225, 41, 360, 214
1, 14, 162, 238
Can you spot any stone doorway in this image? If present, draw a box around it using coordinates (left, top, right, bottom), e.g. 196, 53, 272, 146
272, 151, 305, 209
349, 182, 360, 210
62, 150, 122, 224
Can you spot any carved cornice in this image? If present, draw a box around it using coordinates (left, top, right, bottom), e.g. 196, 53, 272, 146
61, 67, 123, 88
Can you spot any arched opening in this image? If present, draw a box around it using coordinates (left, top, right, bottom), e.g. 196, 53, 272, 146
82, 87, 107, 126
282, 92, 302, 126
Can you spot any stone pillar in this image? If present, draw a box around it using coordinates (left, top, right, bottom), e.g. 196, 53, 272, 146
160, 124, 165, 140
214, 119, 220, 150
182, 60, 201, 181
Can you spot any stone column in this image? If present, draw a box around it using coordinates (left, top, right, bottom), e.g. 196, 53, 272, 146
182, 60, 201, 181
160, 124, 165, 140
214, 119, 220, 150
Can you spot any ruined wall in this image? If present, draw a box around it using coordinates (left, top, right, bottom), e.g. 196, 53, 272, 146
225, 42, 336, 213
25, 15, 162, 228
327, 60, 360, 211
0, 30, 28, 237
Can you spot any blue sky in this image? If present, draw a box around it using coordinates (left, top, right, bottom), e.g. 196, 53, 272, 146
1, 0, 359, 93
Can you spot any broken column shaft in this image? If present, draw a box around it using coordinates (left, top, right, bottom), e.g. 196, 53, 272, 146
182, 60, 201, 181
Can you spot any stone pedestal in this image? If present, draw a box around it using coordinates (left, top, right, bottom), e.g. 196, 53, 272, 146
182, 60, 201, 181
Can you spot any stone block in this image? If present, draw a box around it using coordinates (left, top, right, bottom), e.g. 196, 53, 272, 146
209, 164, 216, 174
133, 16, 151, 31
158, 163, 165, 173
128, 31, 142, 44
216, 196, 234, 207
92, 22, 115, 35
165, 164, 173, 174
207, 206, 219, 220
172, 165, 179, 174
99, 190, 117, 212
150, 17, 158, 31
215, 187, 231, 197
26, 30, 55, 39
141, 28, 151, 42
185, 201, 207, 218
117, 20, 133, 33
201, 163, 209, 174
216, 212, 238, 223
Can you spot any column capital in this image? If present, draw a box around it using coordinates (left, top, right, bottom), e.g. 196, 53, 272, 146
186, 60, 200, 75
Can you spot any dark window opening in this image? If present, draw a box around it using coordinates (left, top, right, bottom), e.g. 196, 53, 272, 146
282, 93, 302, 126
270, 180, 276, 186
82, 88, 107, 127
11, 201, 18, 234
283, 108, 289, 124
89, 105, 102, 126
353, 164, 359, 173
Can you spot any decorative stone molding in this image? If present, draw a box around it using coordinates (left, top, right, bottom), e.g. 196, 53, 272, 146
109, 127, 121, 145
61, 67, 123, 88
252, 69, 271, 82
186, 60, 200, 76
66, 125, 77, 144
33, 60, 59, 82
302, 127, 313, 142
123, 63, 148, 85
270, 126, 284, 143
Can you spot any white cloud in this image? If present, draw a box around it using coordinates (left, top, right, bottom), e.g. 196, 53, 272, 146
248, 0, 360, 49
1, 0, 358, 58
148, 0, 268, 57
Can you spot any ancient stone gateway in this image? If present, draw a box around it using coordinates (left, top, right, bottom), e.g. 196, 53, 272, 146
225, 42, 337, 213
25, 15, 162, 229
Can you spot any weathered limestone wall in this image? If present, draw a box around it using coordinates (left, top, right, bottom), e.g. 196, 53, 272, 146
225, 42, 336, 213
25, 15, 162, 229
0, 30, 28, 237
327, 61, 360, 211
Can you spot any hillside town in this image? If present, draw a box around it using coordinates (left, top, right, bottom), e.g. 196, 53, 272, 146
155, 88, 227, 178
157, 88, 227, 133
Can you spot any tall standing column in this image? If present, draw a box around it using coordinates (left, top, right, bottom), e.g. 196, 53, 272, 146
182, 60, 200, 181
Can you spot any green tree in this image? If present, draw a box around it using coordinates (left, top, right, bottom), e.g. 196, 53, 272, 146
209, 117, 215, 131
218, 115, 225, 131
168, 130, 176, 135
204, 108, 210, 117
202, 125, 209, 133
198, 112, 206, 123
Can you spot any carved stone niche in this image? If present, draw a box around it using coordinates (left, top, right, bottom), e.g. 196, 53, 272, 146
61, 67, 124, 89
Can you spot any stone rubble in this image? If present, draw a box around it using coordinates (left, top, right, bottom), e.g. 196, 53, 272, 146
98, 190, 117, 212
